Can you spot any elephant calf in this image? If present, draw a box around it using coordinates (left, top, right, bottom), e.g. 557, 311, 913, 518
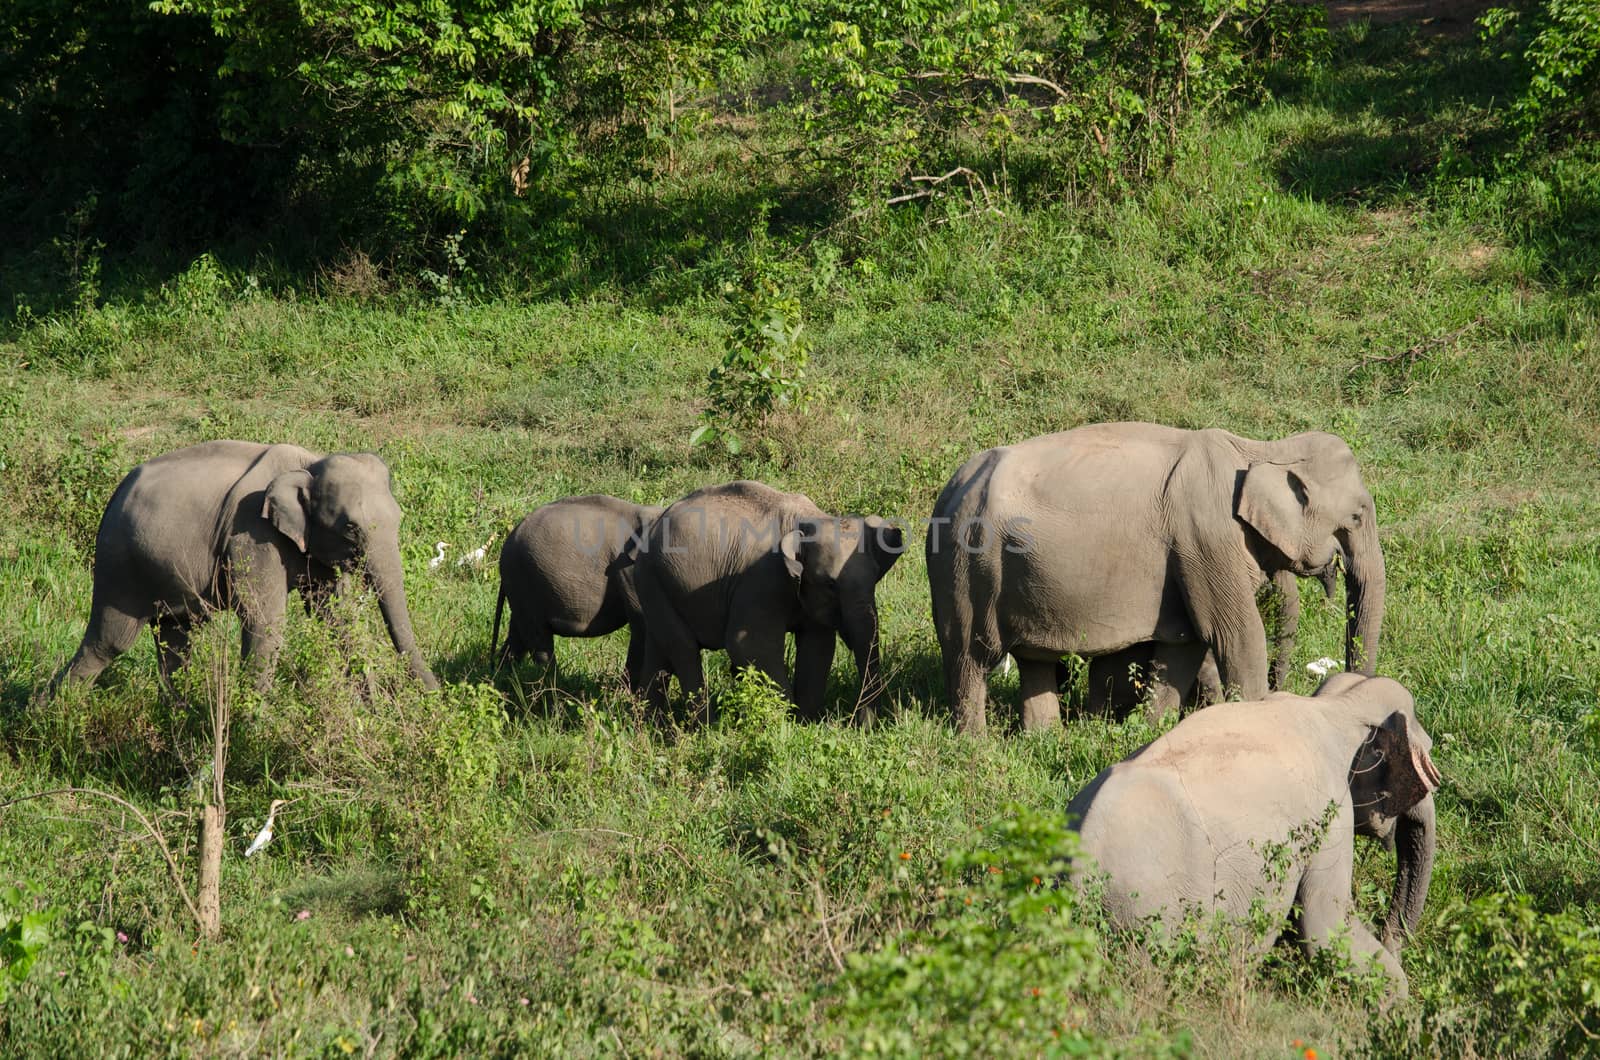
1067, 673, 1439, 997
626, 481, 903, 723
50, 440, 438, 697
491, 495, 661, 692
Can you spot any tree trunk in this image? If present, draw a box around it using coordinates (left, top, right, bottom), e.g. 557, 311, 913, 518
198, 804, 222, 940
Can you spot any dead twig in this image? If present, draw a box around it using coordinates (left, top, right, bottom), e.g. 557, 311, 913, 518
0, 787, 204, 931
1349, 317, 1482, 377
813, 877, 847, 974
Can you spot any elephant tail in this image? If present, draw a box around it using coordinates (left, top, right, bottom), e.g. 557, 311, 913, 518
490, 584, 507, 670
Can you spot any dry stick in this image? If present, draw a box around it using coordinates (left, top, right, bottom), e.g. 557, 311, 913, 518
0, 787, 204, 931
1349, 316, 1483, 376
813, 878, 847, 974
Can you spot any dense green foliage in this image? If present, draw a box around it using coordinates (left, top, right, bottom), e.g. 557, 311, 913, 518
1, 0, 1322, 280
1482, 0, 1600, 144
5, 10, 1600, 1057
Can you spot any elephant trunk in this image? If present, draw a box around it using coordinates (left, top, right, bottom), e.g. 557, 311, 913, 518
1342, 511, 1385, 675
1381, 792, 1436, 952
842, 603, 884, 726
367, 548, 440, 690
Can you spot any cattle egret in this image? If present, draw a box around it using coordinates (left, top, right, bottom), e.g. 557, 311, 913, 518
457, 535, 491, 569
244, 799, 288, 857
1306, 657, 1341, 678
429, 542, 450, 570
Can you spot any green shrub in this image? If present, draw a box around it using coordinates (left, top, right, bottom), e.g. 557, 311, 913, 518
827, 805, 1137, 1055
1482, 1, 1600, 147
1371, 893, 1600, 1055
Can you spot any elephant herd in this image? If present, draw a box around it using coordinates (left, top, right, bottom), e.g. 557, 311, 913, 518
43, 422, 1438, 997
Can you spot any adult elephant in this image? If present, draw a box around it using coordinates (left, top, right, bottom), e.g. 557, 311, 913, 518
1066, 673, 1439, 997
927, 423, 1384, 734
50, 441, 438, 696
626, 481, 903, 724
490, 495, 661, 692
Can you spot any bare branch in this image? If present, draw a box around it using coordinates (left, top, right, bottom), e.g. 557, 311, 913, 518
0, 787, 204, 931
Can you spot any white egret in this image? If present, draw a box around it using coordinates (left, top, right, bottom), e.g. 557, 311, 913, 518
1306, 657, 1342, 678
244, 799, 288, 858
429, 542, 450, 570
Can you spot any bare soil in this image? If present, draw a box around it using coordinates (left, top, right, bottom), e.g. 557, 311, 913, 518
1322, 0, 1497, 34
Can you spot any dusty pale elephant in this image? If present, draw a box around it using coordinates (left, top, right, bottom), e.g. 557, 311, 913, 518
1084, 558, 1345, 719
49, 440, 438, 697
625, 481, 903, 724
927, 423, 1384, 734
1066, 673, 1440, 997
490, 495, 661, 692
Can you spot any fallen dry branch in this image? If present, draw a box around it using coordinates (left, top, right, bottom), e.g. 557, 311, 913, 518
1349, 316, 1483, 377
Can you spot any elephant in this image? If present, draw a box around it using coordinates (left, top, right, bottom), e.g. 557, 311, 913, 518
49, 440, 438, 697
490, 495, 662, 692
624, 480, 903, 724
1084, 558, 1345, 719
1065, 673, 1440, 998
926, 423, 1384, 734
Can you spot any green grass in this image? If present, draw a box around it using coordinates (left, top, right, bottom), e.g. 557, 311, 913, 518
5, 19, 1600, 1057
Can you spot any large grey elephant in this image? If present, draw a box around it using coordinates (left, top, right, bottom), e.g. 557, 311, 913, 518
625, 481, 903, 723
50, 441, 438, 696
490, 495, 661, 692
927, 423, 1384, 734
1066, 673, 1440, 997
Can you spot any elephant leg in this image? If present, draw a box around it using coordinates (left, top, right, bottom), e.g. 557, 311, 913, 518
1017, 658, 1061, 731
945, 650, 991, 736
792, 626, 838, 724
622, 621, 647, 697
1147, 641, 1208, 720
728, 625, 793, 705
52, 599, 147, 695
1085, 646, 1149, 720
1268, 569, 1302, 691
1193, 651, 1223, 707
526, 625, 556, 671
1180, 568, 1270, 702
238, 591, 289, 693
153, 613, 198, 697
632, 565, 705, 718
1297, 841, 1407, 998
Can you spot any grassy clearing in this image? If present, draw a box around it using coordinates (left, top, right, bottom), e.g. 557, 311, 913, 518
4, 19, 1600, 1057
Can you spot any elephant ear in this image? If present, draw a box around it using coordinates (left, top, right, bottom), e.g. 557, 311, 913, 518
781, 521, 818, 583
1238, 462, 1310, 560
862, 516, 904, 579
262, 469, 314, 553
1350, 710, 1442, 821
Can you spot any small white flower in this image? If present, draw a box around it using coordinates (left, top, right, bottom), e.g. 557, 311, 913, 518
1306, 657, 1342, 677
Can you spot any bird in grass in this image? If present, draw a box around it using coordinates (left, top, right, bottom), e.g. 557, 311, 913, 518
244, 800, 288, 858
456, 535, 492, 569
1306, 656, 1342, 678
429, 541, 450, 570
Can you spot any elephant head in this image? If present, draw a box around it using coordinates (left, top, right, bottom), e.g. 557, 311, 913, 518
1319, 673, 1440, 952
1237, 432, 1386, 675
262, 453, 438, 689
781, 515, 904, 712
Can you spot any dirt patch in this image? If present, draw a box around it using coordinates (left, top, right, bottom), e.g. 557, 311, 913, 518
1322, 0, 1496, 35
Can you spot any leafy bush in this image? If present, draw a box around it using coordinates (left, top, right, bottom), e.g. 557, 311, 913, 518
1482, 1, 1600, 146
1370, 892, 1600, 1055
692, 277, 811, 456
828, 806, 1149, 1055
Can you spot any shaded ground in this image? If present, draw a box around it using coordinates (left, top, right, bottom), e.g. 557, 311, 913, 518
1324, 0, 1496, 33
